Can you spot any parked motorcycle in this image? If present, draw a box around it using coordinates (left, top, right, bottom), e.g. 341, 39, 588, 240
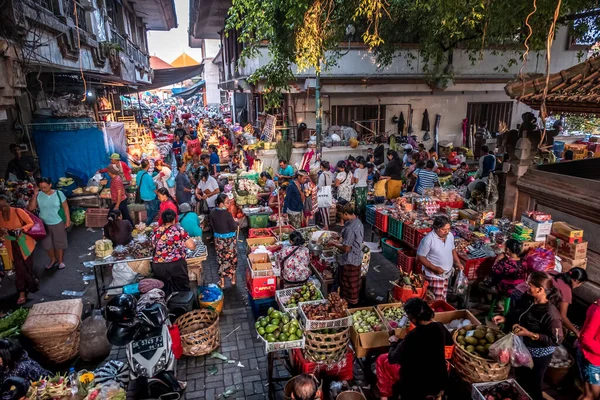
104, 291, 184, 399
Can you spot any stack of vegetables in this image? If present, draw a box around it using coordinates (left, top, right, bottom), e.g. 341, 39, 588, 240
255, 308, 303, 343
0, 308, 28, 339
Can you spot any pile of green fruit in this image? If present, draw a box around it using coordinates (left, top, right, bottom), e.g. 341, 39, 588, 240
381, 306, 409, 329
256, 307, 304, 343
351, 309, 384, 333
284, 282, 322, 308
456, 325, 504, 359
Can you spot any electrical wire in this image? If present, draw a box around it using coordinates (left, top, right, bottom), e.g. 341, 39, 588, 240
519, 0, 537, 79
73, 1, 87, 102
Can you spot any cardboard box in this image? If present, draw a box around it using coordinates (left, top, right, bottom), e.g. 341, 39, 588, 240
521, 215, 553, 241
248, 253, 273, 271
521, 241, 545, 254
559, 256, 587, 272
433, 310, 481, 331
349, 307, 390, 358
545, 234, 559, 252
375, 302, 413, 339
551, 222, 584, 243
246, 269, 277, 299
246, 237, 277, 254
459, 209, 479, 221
558, 241, 588, 260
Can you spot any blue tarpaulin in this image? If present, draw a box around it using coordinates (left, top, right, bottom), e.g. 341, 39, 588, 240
31, 127, 109, 185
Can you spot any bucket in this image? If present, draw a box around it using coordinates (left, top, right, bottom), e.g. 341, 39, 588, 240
283, 375, 322, 400
336, 391, 366, 400
545, 354, 574, 386
198, 284, 224, 313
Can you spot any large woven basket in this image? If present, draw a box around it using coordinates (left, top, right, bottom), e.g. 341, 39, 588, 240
128, 259, 152, 276
303, 327, 350, 363
175, 309, 220, 356
21, 299, 83, 364
451, 325, 510, 383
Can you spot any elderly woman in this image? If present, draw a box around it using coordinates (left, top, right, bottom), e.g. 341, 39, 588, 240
151, 209, 196, 294
209, 194, 238, 288
327, 202, 364, 305
0, 196, 38, 305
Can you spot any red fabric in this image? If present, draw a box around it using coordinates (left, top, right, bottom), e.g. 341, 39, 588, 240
169, 324, 183, 359
376, 353, 401, 397
580, 302, 600, 365
110, 175, 127, 203
99, 161, 132, 181
425, 277, 449, 301
158, 200, 179, 225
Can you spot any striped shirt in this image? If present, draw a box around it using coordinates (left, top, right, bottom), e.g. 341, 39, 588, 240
415, 169, 439, 194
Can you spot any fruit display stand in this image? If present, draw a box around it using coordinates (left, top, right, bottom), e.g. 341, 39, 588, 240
348, 307, 390, 358
275, 284, 324, 316
375, 302, 411, 339
299, 300, 353, 331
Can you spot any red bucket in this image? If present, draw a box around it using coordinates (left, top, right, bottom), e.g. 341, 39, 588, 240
392, 280, 429, 302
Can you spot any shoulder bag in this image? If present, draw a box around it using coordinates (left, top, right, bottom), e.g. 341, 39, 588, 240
317, 173, 333, 208
135, 172, 146, 204
55, 191, 67, 224
16, 208, 46, 241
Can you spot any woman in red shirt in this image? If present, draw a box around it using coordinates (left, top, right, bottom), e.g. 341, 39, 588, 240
578, 300, 600, 400
157, 187, 178, 226
107, 165, 133, 225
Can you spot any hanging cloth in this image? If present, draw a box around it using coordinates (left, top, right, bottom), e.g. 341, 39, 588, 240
397, 112, 406, 136
421, 109, 430, 132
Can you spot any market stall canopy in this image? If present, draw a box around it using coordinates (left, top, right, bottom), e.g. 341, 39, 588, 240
505, 56, 600, 115
139, 64, 204, 91
173, 80, 206, 99
171, 53, 200, 68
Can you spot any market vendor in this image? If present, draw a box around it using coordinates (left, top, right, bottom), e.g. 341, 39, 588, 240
178, 203, 202, 238
484, 239, 525, 297
276, 231, 310, 284
268, 185, 286, 213
577, 298, 600, 400
107, 165, 133, 225
380, 150, 403, 200
5, 144, 37, 181
413, 160, 440, 195
283, 170, 308, 229
291, 374, 318, 400
0, 339, 49, 384
327, 201, 364, 306
376, 298, 452, 400
103, 209, 133, 246
208, 145, 220, 176
275, 159, 295, 182
259, 172, 276, 198
98, 153, 132, 183
493, 272, 563, 400
417, 216, 464, 301
157, 187, 179, 226
151, 209, 196, 294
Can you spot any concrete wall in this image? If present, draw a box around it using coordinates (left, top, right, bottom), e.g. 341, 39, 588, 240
203, 60, 221, 105
204, 39, 221, 58
292, 90, 533, 147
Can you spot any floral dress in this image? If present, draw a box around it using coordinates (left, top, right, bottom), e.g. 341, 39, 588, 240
336, 171, 353, 202
276, 246, 311, 283
151, 225, 190, 294
489, 257, 526, 295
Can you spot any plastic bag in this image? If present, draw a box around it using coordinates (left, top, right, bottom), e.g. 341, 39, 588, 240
79, 309, 112, 362
87, 173, 102, 188
454, 270, 469, 297
488, 332, 534, 368
522, 247, 555, 272
107, 263, 138, 295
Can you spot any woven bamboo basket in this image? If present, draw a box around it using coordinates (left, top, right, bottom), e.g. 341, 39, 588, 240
175, 309, 220, 356
128, 259, 152, 276
303, 327, 350, 363
187, 257, 204, 269
451, 325, 510, 383
21, 299, 83, 364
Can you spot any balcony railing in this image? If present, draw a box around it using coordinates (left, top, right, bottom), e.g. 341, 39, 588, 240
63, 0, 88, 32
110, 28, 149, 68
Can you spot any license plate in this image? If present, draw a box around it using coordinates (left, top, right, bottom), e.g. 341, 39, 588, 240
132, 336, 164, 354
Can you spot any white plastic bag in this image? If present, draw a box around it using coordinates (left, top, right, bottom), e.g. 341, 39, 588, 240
107, 262, 138, 295
489, 332, 534, 368
87, 173, 103, 188
454, 270, 469, 297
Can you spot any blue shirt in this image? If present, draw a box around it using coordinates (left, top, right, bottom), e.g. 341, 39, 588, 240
414, 169, 439, 195
209, 153, 221, 173
276, 165, 294, 181
283, 181, 304, 213
136, 170, 157, 201
178, 212, 203, 237
37, 190, 66, 225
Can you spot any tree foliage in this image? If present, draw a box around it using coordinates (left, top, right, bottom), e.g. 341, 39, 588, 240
226, 0, 600, 109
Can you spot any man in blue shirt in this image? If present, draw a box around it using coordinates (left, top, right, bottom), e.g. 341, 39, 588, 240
136, 159, 159, 224
477, 145, 497, 178
276, 159, 294, 182
283, 170, 309, 228
208, 145, 220, 176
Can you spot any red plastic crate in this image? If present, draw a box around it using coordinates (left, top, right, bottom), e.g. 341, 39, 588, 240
463, 256, 495, 280
85, 208, 109, 228
291, 346, 353, 381
402, 223, 417, 248
415, 228, 431, 248
397, 249, 417, 273
430, 300, 456, 313
438, 200, 464, 210
248, 228, 274, 238
375, 210, 389, 233
392, 280, 429, 302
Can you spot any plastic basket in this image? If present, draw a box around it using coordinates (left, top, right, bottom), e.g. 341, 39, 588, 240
85, 208, 109, 228
366, 205, 376, 226
414, 228, 431, 248
381, 238, 403, 264
248, 214, 270, 229
388, 217, 403, 240
268, 225, 296, 241
249, 296, 276, 319
463, 256, 494, 280
248, 228, 273, 238
392, 280, 429, 303
292, 347, 354, 381
397, 249, 417, 273
375, 210, 388, 232
299, 300, 353, 331
471, 379, 531, 400
402, 223, 417, 248
257, 332, 305, 353
430, 300, 456, 313
276, 287, 324, 316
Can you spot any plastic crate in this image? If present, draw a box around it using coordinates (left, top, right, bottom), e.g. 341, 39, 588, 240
402, 223, 417, 248
268, 225, 296, 240
463, 256, 494, 280
471, 379, 532, 400
415, 228, 431, 248
430, 300, 456, 313
388, 217, 403, 240
248, 296, 276, 319
392, 280, 429, 303
85, 208, 109, 228
299, 300, 352, 330
248, 228, 273, 238
375, 210, 388, 233
397, 249, 417, 273
366, 205, 376, 226
381, 238, 403, 264
248, 213, 270, 228
291, 347, 354, 381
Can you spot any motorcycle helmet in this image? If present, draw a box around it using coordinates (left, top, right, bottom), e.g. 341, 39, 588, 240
106, 321, 139, 346
104, 294, 137, 323
138, 303, 168, 328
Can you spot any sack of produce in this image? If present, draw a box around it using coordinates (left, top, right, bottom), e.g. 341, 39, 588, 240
488, 332, 534, 368
107, 263, 138, 295
79, 309, 112, 362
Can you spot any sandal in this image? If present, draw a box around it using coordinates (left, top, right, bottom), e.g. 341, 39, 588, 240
231, 276, 236, 286
58, 263, 66, 270
46, 261, 58, 270
218, 278, 225, 289
17, 297, 27, 305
